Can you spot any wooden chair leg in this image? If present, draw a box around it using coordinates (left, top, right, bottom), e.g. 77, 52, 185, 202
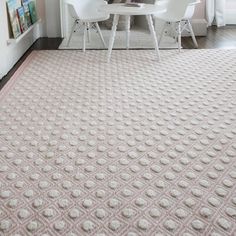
107, 14, 119, 62
187, 19, 198, 48
158, 21, 168, 44
87, 23, 91, 43
95, 22, 106, 48
67, 20, 77, 47
146, 14, 161, 61
177, 22, 182, 52
83, 23, 86, 52
125, 15, 130, 49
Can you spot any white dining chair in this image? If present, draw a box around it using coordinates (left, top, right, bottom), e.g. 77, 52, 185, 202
154, 0, 200, 51
65, 0, 110, 51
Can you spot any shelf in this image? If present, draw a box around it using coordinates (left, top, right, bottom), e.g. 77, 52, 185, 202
7, 19, 41, 45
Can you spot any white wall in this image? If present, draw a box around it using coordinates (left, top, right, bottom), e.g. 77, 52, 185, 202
45, 0, 61, 37
226, 0, 236, 24
0, 0, 46, 79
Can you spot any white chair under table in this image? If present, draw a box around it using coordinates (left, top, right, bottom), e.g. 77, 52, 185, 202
65, 0, 110, 51
154, 0, 200, 51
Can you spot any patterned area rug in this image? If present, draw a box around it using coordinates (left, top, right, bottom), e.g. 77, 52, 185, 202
0, 50, 236, 236
59, 27, 179, 49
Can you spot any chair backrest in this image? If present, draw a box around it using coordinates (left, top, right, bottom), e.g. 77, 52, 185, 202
65, 0, 78, 19
65, 0, 107, 20
155, 0, 197, 21
184, 0, 200, 19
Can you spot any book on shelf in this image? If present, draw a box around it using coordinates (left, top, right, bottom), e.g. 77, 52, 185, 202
28, 0, 37, 24
17, 6, 28, 33
6, 0, 22, 38
22, 0, 32, 27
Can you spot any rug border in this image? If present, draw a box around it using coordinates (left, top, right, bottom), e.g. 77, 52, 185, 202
0, 51, 38, 101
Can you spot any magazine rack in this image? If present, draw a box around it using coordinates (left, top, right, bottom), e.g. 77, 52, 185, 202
7, 18, 41, 45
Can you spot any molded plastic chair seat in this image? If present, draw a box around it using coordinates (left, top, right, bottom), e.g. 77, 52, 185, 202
65, 0, 110, 50
79, 15, 109, 23
77, 3, 109, 22
154, 13, 183, 23
154, 0, 200, 51
183, 4, 196, 19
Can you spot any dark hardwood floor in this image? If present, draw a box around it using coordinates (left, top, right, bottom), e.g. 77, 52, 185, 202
0, 38, 62, 91
182, 25, 236, 49
1, 25, 236, 91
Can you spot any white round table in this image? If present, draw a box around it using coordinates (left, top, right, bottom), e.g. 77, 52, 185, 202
99, 3, 166, 62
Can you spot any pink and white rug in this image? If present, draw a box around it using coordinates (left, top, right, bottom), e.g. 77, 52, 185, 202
0, 50, 236, 236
